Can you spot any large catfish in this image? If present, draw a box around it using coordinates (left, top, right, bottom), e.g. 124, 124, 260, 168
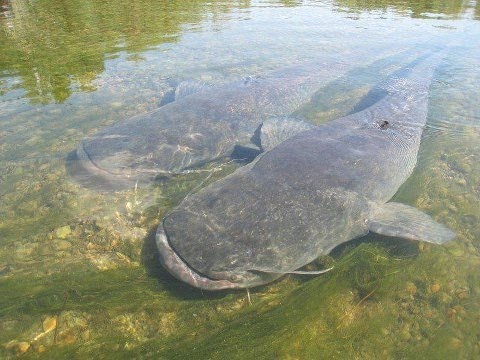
156, 51, 455, 290
70, 49, 408, 190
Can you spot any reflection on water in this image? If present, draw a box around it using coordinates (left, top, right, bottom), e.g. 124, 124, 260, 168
334, 0, 466, 19
0, 0, 250, 103
0, 0, 477, 104
1, 0, 480, 358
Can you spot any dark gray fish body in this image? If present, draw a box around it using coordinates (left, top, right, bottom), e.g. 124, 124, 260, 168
72, 60, 353, 189
157, 52, 455, 290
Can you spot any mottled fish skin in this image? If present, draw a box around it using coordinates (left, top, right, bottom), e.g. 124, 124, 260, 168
157, 51, 455, 290
71, 60, 355, 189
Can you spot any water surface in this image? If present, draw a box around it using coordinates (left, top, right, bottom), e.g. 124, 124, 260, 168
1, 0, 479, 358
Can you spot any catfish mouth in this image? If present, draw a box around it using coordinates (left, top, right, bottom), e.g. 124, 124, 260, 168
65, 142, 139, 191
155, 226, 240, 290
68, 140, 205, 191
68, 140, 172, 191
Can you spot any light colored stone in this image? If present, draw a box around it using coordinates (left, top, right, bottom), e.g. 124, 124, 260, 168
43, 316, 57, 332
17, 341, 30, 354
450, 337, 462, 348
5, 341, 30, 355
405, 282, 417, 296
53, 240, 72, 251
55, 225, 72, 239
81, 329, 90, 341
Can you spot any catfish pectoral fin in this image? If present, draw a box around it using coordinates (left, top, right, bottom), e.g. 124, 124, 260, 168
368, 202, 455, 244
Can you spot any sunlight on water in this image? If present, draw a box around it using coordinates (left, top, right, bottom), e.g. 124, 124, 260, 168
1, 0, 479, 358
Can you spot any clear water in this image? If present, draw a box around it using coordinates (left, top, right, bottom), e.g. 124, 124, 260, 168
1, 0, 479, 358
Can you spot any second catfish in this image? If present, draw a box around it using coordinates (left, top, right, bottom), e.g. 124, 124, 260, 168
157, 51, 455, 290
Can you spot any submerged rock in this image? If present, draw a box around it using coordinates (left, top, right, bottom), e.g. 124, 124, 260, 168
42, 316, 57, 333
55, 311, 90, 345
55, 225, 72, 239
0, 263, 11, 276
52, 240, 72, 251
4, 341, 30, 355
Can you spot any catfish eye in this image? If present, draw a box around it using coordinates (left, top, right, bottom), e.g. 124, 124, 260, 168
380, 120, 390, 129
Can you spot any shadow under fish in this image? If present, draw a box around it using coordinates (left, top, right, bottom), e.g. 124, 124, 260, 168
156, 50, 456, 290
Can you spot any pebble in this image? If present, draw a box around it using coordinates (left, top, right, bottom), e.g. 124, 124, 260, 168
450, 337, 462, 348
439, 292, 453, 304
86, 242, 98, 250
0, 263, 11, 275
53, 240, 72, 251
405, 282, 417, 296
400, 327, 411, 340
55, 225, 72, 239
81, 329, 90, 341
430, 283, 441, 293
447, 308, 457, 319
43, 316, 57, 332
16, 341, 30, 354
447, 204, 457, 213
456, 289, 469, 299
15, 243, 35, 257
60, 331, 77, 344
5, 341, 30, 355
447, 246, 464, 257
87, 253, 120, 270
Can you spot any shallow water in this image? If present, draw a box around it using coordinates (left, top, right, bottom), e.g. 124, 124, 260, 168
1, 0, 479, 358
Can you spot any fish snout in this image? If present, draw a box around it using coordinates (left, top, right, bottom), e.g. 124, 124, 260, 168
159, 208, 286, 290
155, 225, 240, 290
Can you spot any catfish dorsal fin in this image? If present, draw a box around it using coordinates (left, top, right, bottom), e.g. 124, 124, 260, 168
368, 202, 455, 244
174, 80, 212, 100
260, 117, 316, 151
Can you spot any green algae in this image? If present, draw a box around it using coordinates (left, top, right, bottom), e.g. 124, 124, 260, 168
2, 234, 479, 358
6, 240, 469, 360
154, 244, 479, 359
